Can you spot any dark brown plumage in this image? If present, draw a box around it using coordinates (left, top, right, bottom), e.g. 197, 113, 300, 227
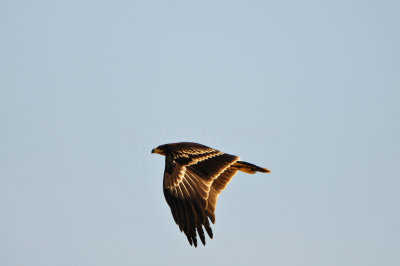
151, 142, 270, 247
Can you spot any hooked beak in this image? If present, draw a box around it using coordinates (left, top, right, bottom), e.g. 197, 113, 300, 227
151, 147, 165, 155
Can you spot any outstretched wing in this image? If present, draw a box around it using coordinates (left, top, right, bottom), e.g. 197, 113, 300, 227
163, 149, 239, 247
205, 166, 239, 223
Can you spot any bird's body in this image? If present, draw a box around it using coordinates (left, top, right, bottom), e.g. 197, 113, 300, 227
151, 142, 270, 247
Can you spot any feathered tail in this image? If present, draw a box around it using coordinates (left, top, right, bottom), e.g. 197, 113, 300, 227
233, 161, 271, 174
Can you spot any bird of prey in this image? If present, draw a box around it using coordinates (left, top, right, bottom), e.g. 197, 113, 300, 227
151, 142, 270, 247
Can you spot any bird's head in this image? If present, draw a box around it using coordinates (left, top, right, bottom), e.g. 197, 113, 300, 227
151, 146, 166, 156
152, 142, 206, 156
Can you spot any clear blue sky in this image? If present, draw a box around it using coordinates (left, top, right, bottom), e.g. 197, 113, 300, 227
1, 1, 399, 265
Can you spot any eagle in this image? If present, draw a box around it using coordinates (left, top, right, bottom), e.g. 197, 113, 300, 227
151, 142, 270, 247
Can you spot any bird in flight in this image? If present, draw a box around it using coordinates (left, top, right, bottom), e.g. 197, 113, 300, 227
151, 142, 270, 247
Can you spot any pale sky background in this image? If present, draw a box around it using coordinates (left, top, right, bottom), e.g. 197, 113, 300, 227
1, 1, 399, 265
